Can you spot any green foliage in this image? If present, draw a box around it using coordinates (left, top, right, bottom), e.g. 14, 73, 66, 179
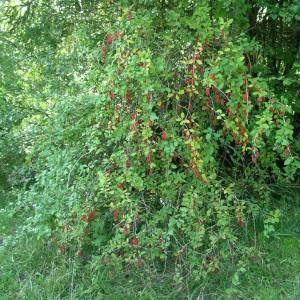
1, 194, 299, 299
0, 0, 299, 291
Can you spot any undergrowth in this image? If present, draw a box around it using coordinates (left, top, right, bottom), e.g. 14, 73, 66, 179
1, 189, 299, 299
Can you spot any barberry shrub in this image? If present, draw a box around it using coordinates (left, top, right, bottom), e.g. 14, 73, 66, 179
14, 2, 299, 280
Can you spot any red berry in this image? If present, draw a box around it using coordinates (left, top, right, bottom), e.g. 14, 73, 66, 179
138, 62, 146, 68
125, 159, 131, 168
161, 131, 167, 141
87, 209, 96, 222
240, 126, 246, 136
114, 31, 123, 39
131, 112, 137, 120
101, 46, 106, 59
136, 259, 142, 268
146, 152, 152, 164
238, 219, 246, 228
117, 183, 124, 189
149, 168, 154, 176
109, 91, 116, 101
205, 87, 210, 96
113, 210, 119, 222
130, 238, 139, 247
106, 33, 113, 45
125, 90, 131, 102
226, 108, 233, 117
257, 97, 265, 104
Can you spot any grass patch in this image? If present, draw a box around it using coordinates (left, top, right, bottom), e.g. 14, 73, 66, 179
0, 190, 299, 299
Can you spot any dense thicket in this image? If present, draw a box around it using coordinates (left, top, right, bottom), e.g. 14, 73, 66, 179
1, 0, 299, 279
